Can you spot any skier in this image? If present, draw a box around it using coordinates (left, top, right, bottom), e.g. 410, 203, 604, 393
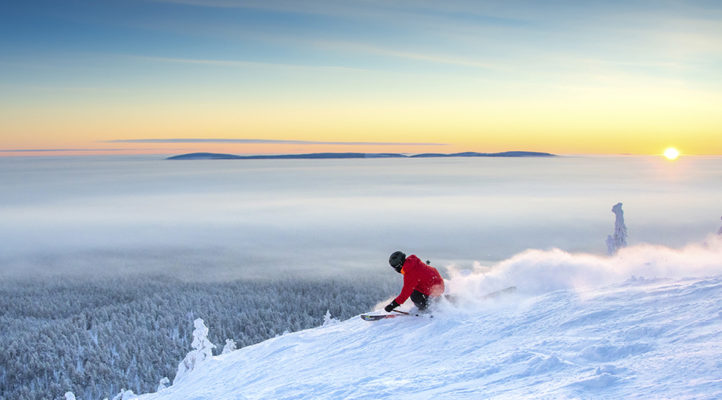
384, 251, 445, 313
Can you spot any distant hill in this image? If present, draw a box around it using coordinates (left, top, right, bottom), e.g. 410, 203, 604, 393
167, 151, 556, 160
167, 152, 242, 160
410, 151, 556, 158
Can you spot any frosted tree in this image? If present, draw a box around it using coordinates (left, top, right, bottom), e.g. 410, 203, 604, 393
112, 389, 136, 400
156, 377, 170, 392
174, 318, 216, 384
222, 339, 237, 355
606, 202, 628, 255
323, 310, 339, 326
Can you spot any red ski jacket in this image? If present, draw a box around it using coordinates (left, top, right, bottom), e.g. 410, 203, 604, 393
394, 255, 445, 305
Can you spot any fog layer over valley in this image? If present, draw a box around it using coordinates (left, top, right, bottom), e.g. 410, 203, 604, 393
2, 155, 720, 280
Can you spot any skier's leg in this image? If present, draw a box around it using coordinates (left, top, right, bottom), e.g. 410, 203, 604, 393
410, 290, 429, 311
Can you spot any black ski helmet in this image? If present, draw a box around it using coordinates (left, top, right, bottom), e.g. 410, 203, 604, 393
389, 251, 406, 273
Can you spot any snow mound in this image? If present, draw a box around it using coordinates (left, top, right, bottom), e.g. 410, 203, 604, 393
140, 238, 722, 399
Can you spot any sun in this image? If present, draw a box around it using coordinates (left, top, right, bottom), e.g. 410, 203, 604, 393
664, 147, 680, 161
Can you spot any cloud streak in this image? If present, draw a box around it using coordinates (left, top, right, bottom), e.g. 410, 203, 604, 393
133, 55, 370, 73
0, 148, 140, 153
105, 138, 447, 146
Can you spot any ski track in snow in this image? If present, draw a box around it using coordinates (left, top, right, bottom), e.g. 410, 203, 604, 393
139, 241, 722, 400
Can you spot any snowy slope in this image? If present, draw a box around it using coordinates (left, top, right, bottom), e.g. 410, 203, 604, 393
140, 238, 722, 400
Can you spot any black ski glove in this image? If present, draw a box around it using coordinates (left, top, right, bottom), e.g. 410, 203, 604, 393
384, 300, 400, 313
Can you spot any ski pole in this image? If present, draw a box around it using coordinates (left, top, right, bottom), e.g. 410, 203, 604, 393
392, 309, 410, 315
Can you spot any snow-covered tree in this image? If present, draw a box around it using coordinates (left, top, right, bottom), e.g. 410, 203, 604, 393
112, 389, 136, 400
174, 318, 216, 384
156, 377, 170, 392
323, 310, 339, 326
606, 202, 628, 255
191, 318, 216, 358
222, 339, 237, 355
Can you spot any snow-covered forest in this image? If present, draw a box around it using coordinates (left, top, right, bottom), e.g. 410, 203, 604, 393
0, 275, 395, 400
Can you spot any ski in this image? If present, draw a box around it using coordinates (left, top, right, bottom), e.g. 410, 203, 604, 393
360, 310, 431, 321
360, 314, 399, 321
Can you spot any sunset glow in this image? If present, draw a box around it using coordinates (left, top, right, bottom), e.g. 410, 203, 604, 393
1, 1, 721, 156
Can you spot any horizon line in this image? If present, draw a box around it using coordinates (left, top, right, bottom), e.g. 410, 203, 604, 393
2, 150, 716, 157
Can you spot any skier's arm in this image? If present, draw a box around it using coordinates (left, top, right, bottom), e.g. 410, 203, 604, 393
394, 273, 417, 305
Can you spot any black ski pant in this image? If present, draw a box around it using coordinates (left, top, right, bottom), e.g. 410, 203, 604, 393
410, 290, 430, 311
